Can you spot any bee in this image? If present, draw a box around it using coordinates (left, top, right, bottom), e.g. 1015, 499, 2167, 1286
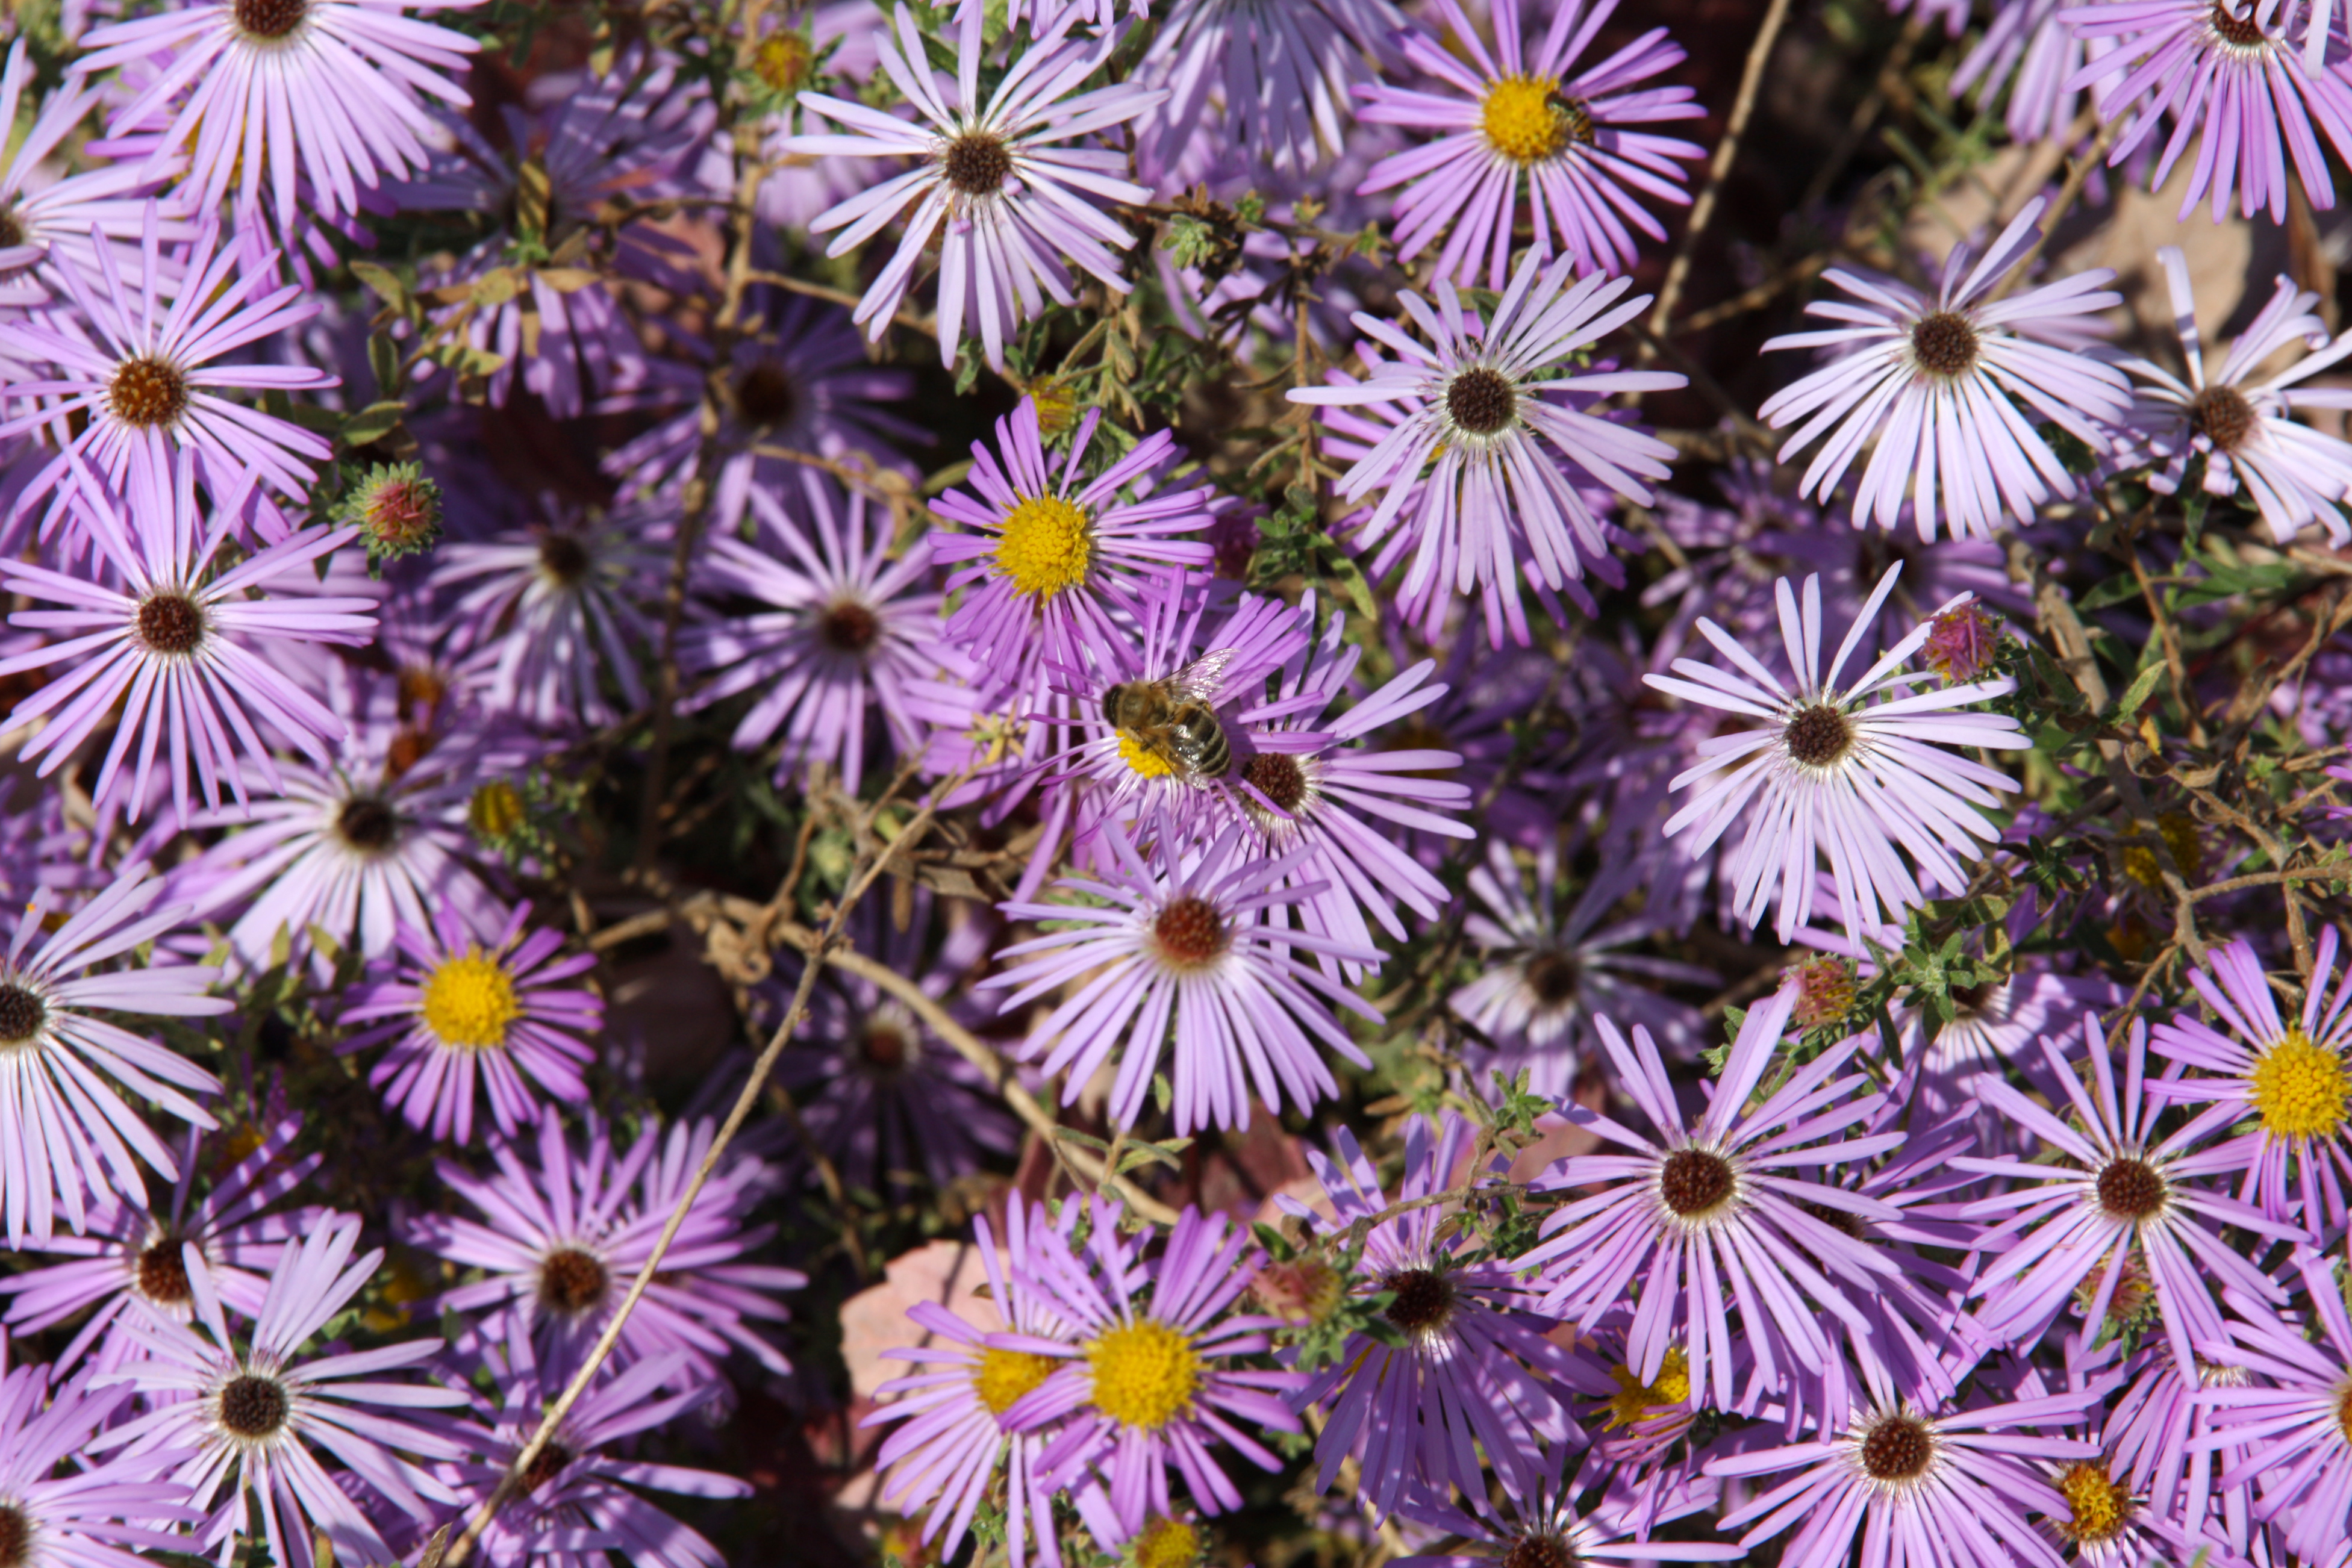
1101, 650, 1240, 782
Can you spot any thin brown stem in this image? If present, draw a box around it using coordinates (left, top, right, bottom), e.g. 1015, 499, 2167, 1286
1647, 0, 1796, 337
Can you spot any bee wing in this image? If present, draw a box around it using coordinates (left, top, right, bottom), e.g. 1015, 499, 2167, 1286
1170, 649, 1243, 704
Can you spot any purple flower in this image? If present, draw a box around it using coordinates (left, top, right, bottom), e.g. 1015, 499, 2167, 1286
431, 506, 663, 732
335, 900, 600, 1146
788, 7, 1165, 369
928, 401, 1214, 682
0, 865, 226, 1245
2200, 1246, 2352, 1563
1705, 1364, 2100, 1568
1642, 565, 2030, 944
1, 1116, 321, 1371
0, 208, 334, 521
98, 1215, 471, 1568
599, 291, 917, 529
1353, 0, 1705, 285
993, 1199, 1305, 1545
0, 457, 376, 827
402, 1113, 803, 1386
1950, 0, 2100, 144
1131, 0, 1400, 184
680, 473, 954, 795
0, 41, 162, 304
0, 1360, 201, 1568
78, 0, 482, 231
2118, 246, 2352, 544
2066, 0, 2352, 222
770, 895, 1017, 1190
438, 1346, 750, 1568
1758, 196, 2130, 541
1953, 1014, 2303, 1376
1520, 988, 1909, 1418
864, 1198, 1082, 1568
2150, 928, 2352, 1237
984, 814, 1379, 1133
1452, 842, 1712, 1099
1288, 250, 1684, 646
169, 664, 517, 975
1289, 1115, 1608, 1519
1392, 1472, 1740, 1568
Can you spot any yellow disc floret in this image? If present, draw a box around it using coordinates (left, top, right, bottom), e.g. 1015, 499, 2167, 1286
1088, 1319, 1202, 1431
1118, 733, 1178, 778
420, 950, 523, 1051
994, 495, 1093, 599
1482, 75, 1573, 164
2251, 1025, 2350, 1139
2053, 1460, 2131, 1543
1131, 1516, 1204, 1568
971, 1346, 1060, 1416
469, 779, 526, 840
1602, 1346, 1690, 1430
2122, 813, 2203, 889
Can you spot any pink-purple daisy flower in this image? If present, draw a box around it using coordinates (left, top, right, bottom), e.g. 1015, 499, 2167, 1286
2198, 1245, 2352, 1563
1642, 564, 2030, 944
0, 40, 163, 305
0, 1360, 201, 1568
788, 7, 1164, 369
680, 473, 955, 796
1353, 0, 1705, 285
0, 456, 375, 827
1758, 196, 2130, 541
984, 814, 1380, 1133
334, 900, 601, 1146
0, 865, 227, 1246
1288, 250, 1684, 646
2117, 246, 2352, 545
98, 1215, 471, 1568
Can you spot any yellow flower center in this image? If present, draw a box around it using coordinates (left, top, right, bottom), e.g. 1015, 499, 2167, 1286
970, 1346, 1059, 1416
469, 779, 526, 839
1131, 1517, 1202, 1568
994, 496, 1093, 600
420, 950, 523, 1051
752, 33, 812, 92
1087, 1319, 1201, 1431
1482, 75, 1579, 164
2251, 1025, 2350, 1139
2054, 1461, 2132, 1543
1602, 1346, 1690, 1429
1027, 376, 1080, 440
1118, 732, 1178, 778
2122, 813, 2203, 889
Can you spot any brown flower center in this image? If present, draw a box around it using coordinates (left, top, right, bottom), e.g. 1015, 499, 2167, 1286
1784, 703, 1855, 768
0, 205, 25, 250
335, 795, 400, 853
2097, 1157, 2166, 1220
1860, 1414, 1933, 1481
0, 984, 45, 1047
1524, 950, 1580, 1007
1152, 895, 1228, 968
136, 592, 207, 656
1659, 1148, 1736, 1217
139, 1235, 195, 1305
1445, 367, 1518, 436
538, 532, 591, 586
861, 1021, 910, 1072
942, 133, 1014, 196
1502, 1533, 1577, 1568
1948, 978, 2001, 1016
734, 361, 798, 428
1380, 1267, 1456, 1335
517, 1441, 576, 1494
2188, 384, 2256, 451
0, 1504, 28, 1568
108, 356, 188, 428
1242, 753, 1307, 814
818, 599, 881, 654
218, 1372, 290, 1439
1909, 311, 1980, 378
538, 1247, 609, 1315
235, 0, 308, 37
2210, 0, 2269, 45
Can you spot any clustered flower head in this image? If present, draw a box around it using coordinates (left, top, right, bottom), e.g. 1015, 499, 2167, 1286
12, 0, 2352, 1563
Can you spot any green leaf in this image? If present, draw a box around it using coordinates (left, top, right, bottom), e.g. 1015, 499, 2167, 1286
349, 261, 408, 315
1050, 1125, 1111, 1155
2112, 659, 2165, 719
2073, 572, 2145, 612
340, 400, 409, 449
